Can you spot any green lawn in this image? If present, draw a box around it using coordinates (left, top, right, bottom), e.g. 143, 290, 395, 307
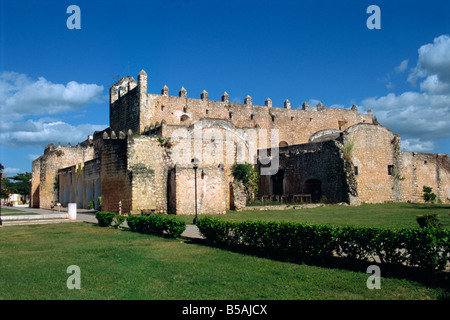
0, 222, 448, 300
174, 203, 450, 229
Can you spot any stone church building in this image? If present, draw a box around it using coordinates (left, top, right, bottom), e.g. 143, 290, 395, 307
31, 70, 450, 214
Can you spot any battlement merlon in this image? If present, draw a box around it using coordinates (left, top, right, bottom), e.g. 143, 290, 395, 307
109, 70, 374, 135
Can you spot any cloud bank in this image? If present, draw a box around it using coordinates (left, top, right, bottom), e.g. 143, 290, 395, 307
0, 72, 106, 149
362, 35, 450, 152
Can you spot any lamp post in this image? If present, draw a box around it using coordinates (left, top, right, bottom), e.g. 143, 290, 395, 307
191, 158, 199, 224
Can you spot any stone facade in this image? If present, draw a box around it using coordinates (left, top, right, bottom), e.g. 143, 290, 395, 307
31, 69, 450, 215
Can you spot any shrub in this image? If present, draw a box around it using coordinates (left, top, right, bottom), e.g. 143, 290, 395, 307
197, 217, 336, 259
416, 214, 441, 229
197, 217, 450, 271
95, 211, 116, 227
127, 214, 186, 238
423, 186, 437, 203
88, 201, 94, 209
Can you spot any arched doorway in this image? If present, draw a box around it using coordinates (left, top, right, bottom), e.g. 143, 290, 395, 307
304, 179, 321, 202
271, 170, 284, 195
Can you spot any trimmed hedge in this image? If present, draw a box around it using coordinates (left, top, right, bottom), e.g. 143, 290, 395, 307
95, 212, 116, 227
196, 217, 450, 271
127, 214, 186, 238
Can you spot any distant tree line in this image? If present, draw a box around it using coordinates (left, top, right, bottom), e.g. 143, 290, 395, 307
0, 163, 31, 202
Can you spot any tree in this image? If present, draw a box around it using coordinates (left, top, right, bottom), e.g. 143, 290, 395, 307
423, 186, 437, 203
1, 186, 10, 200
3, 172, 31, 198
231, 163, 259, 200
0, 163, 8, 201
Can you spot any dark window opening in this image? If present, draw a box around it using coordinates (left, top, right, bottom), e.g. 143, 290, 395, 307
354, 166, 359, 176
304, 179, 322, 203
388, 165, 394, 175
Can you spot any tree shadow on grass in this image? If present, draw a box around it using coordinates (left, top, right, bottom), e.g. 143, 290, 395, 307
400, 204, 450, 210
182, 237, 450, 297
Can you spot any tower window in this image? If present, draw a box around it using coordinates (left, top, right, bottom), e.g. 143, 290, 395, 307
354, 166, 359, 176
388, 165, 394, 175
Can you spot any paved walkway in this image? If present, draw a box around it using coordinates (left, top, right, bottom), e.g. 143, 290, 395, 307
0, 206, 204, 239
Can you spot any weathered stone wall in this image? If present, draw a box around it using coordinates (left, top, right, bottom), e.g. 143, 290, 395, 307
100, 137, 131, 214
32, 70, 450, 213
168, 165, 226, 215
31, 139, 95, 209
109, 70, 373, 147
143, 90, 373, 147
401, 152, 450, 203
344, 124, 400, 204
230, 179, 247, 210
31, 159, 41, 207
127, 135, 170, 214
58, 158, 101, 209
257, 140, 358, 204
109, 77, 140, 134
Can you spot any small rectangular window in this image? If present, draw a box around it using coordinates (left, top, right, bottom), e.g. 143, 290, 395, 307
354, 166, 359, 176
388, 165, 394, 175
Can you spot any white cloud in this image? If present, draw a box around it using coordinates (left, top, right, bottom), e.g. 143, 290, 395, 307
419, 74, 450, 94
416, 35, 450, 82
395, 59, 409, 73
407, 35, 450, 88
0, 71, 104, 121
401, 138, 435, 152
2, 167, 23, 176
363, 35, 450, 151
0, 119, 106, 149
0, 72, 107, 149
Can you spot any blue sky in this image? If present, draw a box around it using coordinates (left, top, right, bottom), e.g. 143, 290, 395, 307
1, 0, 450, 176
